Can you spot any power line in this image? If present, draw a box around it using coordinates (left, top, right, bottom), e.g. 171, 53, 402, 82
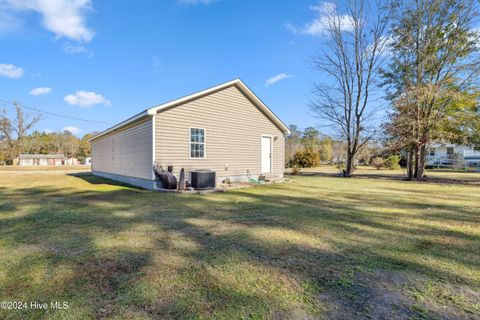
0, 99, 114, 125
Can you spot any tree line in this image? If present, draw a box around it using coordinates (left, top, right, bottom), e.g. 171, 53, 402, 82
285, 125, 384, 169
0, 104, 95, 164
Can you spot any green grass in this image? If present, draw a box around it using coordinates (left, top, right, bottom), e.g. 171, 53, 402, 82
0, 168, 479, 319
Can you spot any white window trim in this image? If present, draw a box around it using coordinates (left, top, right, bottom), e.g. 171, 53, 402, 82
189, 127, 206, 159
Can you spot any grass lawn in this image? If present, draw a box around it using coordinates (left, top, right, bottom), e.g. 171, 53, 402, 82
0, 168, 479, 319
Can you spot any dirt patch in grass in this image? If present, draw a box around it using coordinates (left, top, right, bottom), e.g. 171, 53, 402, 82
74, 252, 151, 318
291, 171, 480, 186
290, 166, 480, 186
317, 269, 480, 320
419, 176, 480, 186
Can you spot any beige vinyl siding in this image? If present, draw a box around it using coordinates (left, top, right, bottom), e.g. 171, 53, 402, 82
91, 119, 153, 180
155, 85, 285, 183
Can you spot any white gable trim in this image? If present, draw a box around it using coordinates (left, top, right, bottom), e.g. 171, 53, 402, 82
88, 111, 152, 142
89, 79, 289, 142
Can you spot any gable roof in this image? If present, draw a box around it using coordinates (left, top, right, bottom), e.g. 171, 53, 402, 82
89, 79, 290, 142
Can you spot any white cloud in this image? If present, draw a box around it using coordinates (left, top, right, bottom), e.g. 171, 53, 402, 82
63, 126, 81, 135
369, 35, 395, 57
64, 90, 111, 107
0, 63, 24, 78
469, 27, 480, 49
2, 0, 94, 42
265, 73, 292, 87
63, 43, 94, 56
0, 4, 22, 32
287, 1, 353, 37
44, 128, 53, 134
29, 87, 52, 96
177, 0, 220, 5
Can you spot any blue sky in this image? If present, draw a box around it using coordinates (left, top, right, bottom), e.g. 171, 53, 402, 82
0, 0, 345, 136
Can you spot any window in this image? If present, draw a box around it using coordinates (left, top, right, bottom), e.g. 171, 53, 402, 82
429, 149, 435, 156
446, 147, 454, 156
190, 128, 205, 158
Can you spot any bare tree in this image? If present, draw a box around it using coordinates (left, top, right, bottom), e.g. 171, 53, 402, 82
0, 102, 41, 162
51, 131, 79, 158
310, 0, 390, 176
285, 125, 303, 165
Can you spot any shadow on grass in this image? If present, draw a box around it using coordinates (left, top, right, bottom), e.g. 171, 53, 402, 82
67, 172, 143, 188
0, 173, 479, 319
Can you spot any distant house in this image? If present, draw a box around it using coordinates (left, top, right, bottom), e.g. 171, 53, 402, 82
19, 154, 66, 166
89, 79, 290, 190
427, 144, 480, 168
84, 157, 92, 165
65, 157, 80, 166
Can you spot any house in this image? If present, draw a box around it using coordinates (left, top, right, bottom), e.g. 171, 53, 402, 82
84, 157, 92, 165
427, 144, 480, 168
65, 157, 80, 166
89, 79, 290, 190
19, 154, 66, 166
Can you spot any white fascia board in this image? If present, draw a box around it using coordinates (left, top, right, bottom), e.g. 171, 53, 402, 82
88, 110, 152, 142
235, 80, 291, 135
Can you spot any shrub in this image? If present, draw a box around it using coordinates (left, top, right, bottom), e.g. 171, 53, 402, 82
291, 166, 301, 175
290, 148, 320, 168
384, 155, 401, 170
335, 162, 347, 175
371, 157, 384, 170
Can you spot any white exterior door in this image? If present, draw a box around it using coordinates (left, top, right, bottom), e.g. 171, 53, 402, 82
261, 136, 272, 173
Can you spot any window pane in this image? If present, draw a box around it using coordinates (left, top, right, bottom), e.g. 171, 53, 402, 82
190, 128, 205, 143
190, 143, 205, 158
190, 128, 196, 142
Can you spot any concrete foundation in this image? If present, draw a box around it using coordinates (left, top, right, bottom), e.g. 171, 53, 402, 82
92, 170, 156, 190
